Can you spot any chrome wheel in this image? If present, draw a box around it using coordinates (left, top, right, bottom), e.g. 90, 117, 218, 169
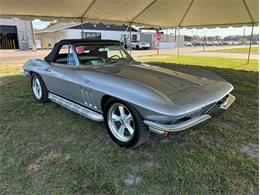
107, 103, 135, 142
32, 77, 42, 100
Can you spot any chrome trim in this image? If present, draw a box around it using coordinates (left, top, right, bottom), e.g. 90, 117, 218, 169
48, 93, 104, 122
144, 114, 211, 134
144, 94, 235, 135
219, 94, 235, 109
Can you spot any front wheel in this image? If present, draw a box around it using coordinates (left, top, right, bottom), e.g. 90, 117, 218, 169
104, 98, 150, 148
31, 73, 49, 103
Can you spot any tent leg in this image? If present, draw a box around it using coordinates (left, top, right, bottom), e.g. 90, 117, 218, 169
177, 28, 180, 58
30, 21, 36, 52
139, 28, 142, 41
129, 23, 132, 56
247, 24, 254, 64
80, 18, 84, 39
174, 28, 177, 56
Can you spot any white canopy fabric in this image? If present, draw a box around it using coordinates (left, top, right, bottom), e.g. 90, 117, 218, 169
0, 0, 258, 28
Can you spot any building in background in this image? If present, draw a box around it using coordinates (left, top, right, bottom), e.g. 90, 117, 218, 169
0, 18, 34, 50
35, 23, 139, 49
140, 32, 184, 49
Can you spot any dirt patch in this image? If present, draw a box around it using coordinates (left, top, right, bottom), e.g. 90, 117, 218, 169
238, 143, 258, 160
27, 151, 62, 174
143, 161, 163, 171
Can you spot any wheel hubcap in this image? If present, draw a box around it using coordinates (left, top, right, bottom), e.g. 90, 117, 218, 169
32, 77, 42, 99
107, 103, 135, 142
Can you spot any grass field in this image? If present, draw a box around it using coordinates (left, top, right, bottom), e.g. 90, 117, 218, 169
207, 46, 259, 54
0, 56, 258, 194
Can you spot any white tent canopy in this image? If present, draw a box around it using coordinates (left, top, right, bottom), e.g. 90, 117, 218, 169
0, 0, 258, 28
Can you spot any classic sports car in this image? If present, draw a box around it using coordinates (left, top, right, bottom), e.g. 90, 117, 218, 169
23, 39, 235, 147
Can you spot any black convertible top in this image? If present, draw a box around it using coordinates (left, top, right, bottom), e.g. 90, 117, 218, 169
58, 39, 120, 45
45, 39, 120, 62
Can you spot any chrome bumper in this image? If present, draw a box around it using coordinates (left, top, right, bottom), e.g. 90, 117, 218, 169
144, 94, 235, 135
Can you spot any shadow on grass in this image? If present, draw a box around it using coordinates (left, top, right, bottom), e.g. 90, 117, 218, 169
0, 63, 258, 194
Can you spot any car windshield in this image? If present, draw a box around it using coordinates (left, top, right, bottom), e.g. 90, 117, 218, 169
74, 43, 133, 66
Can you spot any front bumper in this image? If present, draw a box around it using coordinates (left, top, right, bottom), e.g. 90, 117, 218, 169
143, 94, 235, 135
21, 70, 30, 77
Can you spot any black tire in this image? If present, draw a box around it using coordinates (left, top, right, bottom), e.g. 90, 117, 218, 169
31, 73, 49, 103
104, 98, 150, 148
136, 45, 140, 50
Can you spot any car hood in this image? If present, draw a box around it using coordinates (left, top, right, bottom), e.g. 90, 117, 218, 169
95, 62, 233, 112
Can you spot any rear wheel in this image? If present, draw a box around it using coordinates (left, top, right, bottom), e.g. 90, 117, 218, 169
31, 73, 49, 103
136, 45, 140, 50
104, 98, 150, 148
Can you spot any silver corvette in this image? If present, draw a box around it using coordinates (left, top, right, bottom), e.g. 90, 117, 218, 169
23, 39, 235, 147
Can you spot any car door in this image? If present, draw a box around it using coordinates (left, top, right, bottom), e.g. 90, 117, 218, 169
44, 44, 83, 104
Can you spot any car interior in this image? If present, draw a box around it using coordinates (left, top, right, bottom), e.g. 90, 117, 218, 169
77, 49, 108, 65
53, 43, 131, 66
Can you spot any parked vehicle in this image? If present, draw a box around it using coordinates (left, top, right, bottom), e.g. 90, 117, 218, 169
192, 41, 203, 46
23, 39, 235, 147
214, 41, 221, 45
205, 41, 214, 46
226, 41, 234, 45
184, 42, 192, 47
131, 41, 150, 50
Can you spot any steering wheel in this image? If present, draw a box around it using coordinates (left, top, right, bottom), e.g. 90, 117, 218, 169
109, 55, 121, 60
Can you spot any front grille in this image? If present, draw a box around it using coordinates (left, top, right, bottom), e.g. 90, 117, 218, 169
175, 95, 229, 124
186, 103, 214, 118
174, 104, 215, 124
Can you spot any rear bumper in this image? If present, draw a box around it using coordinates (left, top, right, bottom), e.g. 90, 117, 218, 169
144, 94, 235, 135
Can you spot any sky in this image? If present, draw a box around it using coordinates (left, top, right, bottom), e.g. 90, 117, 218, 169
32, 19, 259, 38
32, 19, 50, 30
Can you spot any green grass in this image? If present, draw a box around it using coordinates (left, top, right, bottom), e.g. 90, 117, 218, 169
0, 56, 258, 194
206, 46, 259, 54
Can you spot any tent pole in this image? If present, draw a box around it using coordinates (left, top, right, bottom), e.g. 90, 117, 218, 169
129, 23, 132, 56
247, 24, 254, 64
80, 18, 84, 39
175, 28, 177, 56
177, 27, 180, 58
174, 28, 177, 42
140, 28, 142, 41
30, 21, 36, 52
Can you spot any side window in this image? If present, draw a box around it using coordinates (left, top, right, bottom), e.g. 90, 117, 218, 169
81, 32, 101, 40
132, 34, 137, 42
55, 45, 76, 65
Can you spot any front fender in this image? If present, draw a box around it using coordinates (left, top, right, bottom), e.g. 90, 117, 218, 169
78, 70, 176, 118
